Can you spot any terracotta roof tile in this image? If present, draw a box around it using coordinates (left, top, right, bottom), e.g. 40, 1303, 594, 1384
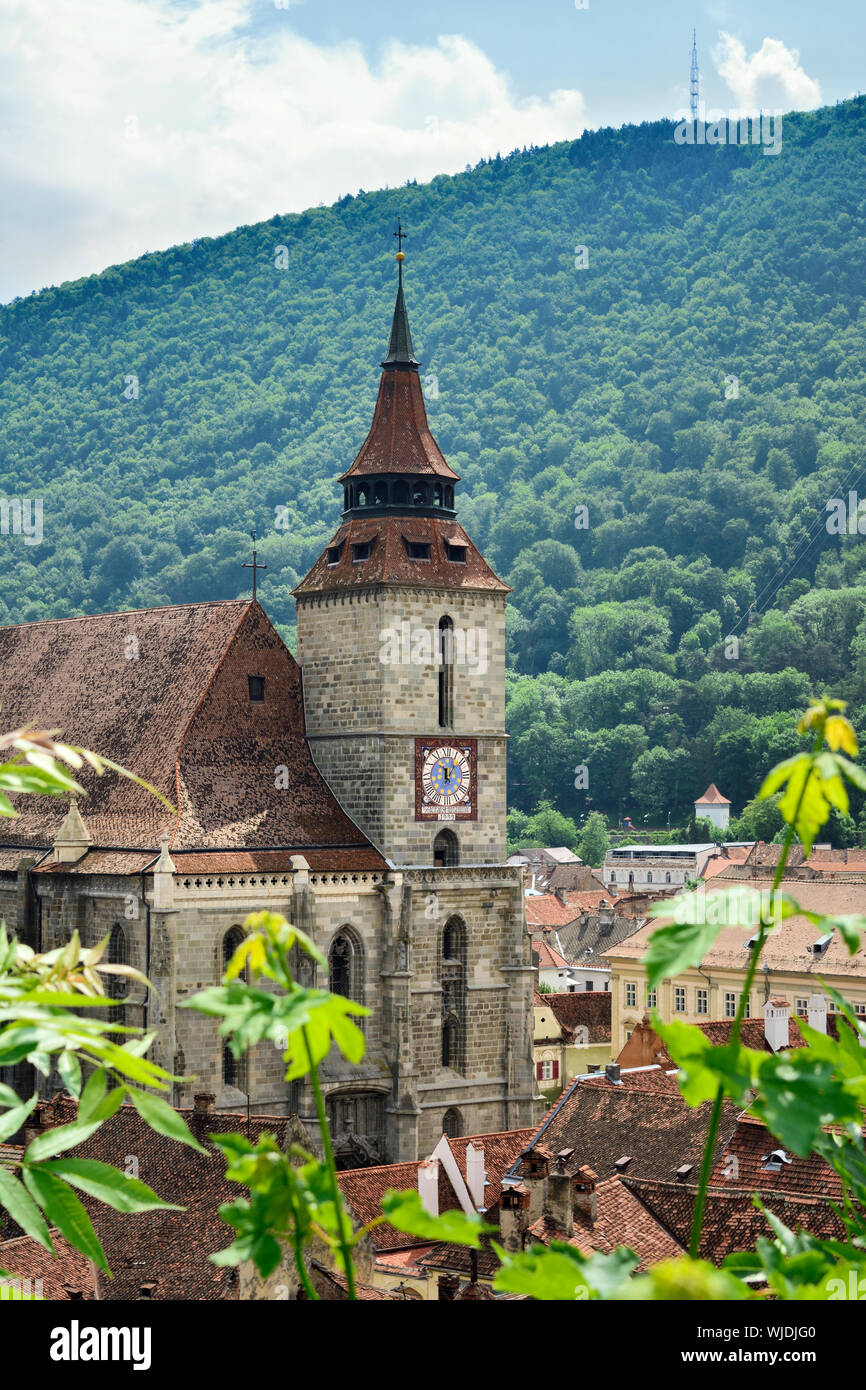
0, 1231, 95, 1300
536, 992, 611, 1044
695, 784, 731, 805
294, 515, 508, 596
339, 366, 459, 481
527, 1175, 684, 1272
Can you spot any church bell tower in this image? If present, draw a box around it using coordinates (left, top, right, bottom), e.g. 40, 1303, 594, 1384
294, 230, 509, 868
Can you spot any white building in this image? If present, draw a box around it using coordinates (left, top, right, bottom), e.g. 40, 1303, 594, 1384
694, 783, 732, 830
603, 843, 719, 894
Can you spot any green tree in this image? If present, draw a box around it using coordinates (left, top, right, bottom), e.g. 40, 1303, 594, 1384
577, 811, 610, 867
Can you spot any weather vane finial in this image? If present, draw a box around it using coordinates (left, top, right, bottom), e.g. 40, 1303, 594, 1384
242, 528, 267, 602
394, 217, 407, 262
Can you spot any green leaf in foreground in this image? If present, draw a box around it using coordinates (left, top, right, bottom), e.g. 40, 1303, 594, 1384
493, 1242, 637, 1299
22, 1165, 108, 1271
0, 1165, 52, 1252
40, 1159, 181, 1214
380, 1188, 492, 1248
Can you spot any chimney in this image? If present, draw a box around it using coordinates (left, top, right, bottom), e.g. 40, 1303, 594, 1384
605, 1062, 621, 1084
555, 888, 567, 907
418, 1158, 439, 1216
193, 1093, 215, 1113
544, 1149, 576, 1231
807, 993, 827, 1035
572, 1165, 598, 1225
764, 997, 790, 1052
499, 1183, 531, 1252
438, 1273, 460, 1302
465, 1143, 487, 1210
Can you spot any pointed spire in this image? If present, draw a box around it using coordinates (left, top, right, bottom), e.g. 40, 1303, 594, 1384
381, 218, 420, 368
53, 796, 92, 863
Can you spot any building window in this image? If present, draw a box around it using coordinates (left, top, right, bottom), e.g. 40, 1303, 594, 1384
440, 917, 466, 1072
585, 980, 594, 992
222, 928, 248, 1090
625, 981, 637, 1008
106, 923, 128, 1028
352, 541, 372, 563
537, 1059, 559, 1082
438, 616, 454, 727
610, 870, 616, 882
445, 542, 467, 564
696, 988, 708, 1015
329, 928, 364, 1006
646, 988, 657, 1009
248, 675, 265, 702
647, 872, 653, 884
674, 986, 686, 1013
744, 995, 751, 1019
433, 829, 459, 867
327, 542, 344, 566
374, 480, 388, 506
443, 1107, 462, 1138
405, 540, 432, 562
724, 991, 737, 1019
856, 1002, 866, 1016
795, 998, 809, 1014
665, 871, 671, 883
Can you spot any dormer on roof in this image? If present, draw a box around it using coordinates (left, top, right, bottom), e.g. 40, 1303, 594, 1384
53, 797, 92, 864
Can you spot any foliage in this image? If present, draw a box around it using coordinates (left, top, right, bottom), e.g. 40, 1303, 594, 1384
577, 810, 610, 866
5, 103, 866, 819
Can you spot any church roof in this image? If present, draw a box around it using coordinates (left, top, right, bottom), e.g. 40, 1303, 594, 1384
339, 366, 459, 481
294, 515, 508, 597
0, 600, 385, 862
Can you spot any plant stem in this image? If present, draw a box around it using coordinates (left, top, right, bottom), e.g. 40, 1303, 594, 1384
302, 1025, 358, 1301
687, 735, 820, 1257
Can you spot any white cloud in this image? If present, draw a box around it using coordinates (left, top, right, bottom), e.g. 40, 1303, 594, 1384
0, 0, 585, 301
713, 32, 821, 112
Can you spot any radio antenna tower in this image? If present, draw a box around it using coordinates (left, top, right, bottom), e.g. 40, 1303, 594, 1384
690, 29, 700, 120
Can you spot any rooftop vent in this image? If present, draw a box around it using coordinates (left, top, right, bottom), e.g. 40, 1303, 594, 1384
762, 1149, 792, 1172
605, 1062, 622, 1085
809, 934, 833, 955
676, 1163, 694, 1182
614, 1155, 632, 1171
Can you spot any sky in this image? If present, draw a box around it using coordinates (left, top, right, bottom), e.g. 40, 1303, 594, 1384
0, 0, 860, 303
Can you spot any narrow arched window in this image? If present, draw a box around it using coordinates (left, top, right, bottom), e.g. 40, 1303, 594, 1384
106, 923, 128, 1028
440, 917, 465, 1073
222, 928, 248, 1091
443, 1107, 462, 1138
665, 871, 671, 883
374, 479, 388, 505
329, 928, 364, 1007
343, 487, 350, 511
647, 872, 653, 884
358, 486, 369, 507
438, 616, 454, 728
433, 482, 443, 507
413, 481, 427, 507
392, 479, 410, 506
445, 486, 454, 508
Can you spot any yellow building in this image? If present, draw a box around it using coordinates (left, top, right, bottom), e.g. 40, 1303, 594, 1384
604, 877, 866, 1053
533, 991, 611, 1099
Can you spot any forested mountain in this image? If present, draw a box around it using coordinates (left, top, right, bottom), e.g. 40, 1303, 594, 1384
3, 100, 866, 834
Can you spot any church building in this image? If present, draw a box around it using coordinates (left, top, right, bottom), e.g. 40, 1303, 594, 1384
0, 245, 539, 1163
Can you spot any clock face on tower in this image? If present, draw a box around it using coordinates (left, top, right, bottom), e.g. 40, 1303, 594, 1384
415, 737, 478, 821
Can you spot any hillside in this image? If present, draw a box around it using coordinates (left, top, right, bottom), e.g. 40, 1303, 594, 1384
3, 100, 866, 833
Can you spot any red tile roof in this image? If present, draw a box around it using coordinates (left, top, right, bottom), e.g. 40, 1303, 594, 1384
527, 1175, 684, 1272
294, 515, 508, 596
695, 784, 731, 805
0, 601, 380, 857
535, 992, 611, 1045
709, 1116, 843, 1200
0, 1231, 95, 1300
3, 1095, 309, 1299
533, 939, 570, 971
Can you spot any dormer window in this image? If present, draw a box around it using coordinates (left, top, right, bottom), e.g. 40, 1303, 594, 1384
327, 542, 344, 566
352, 541, 373, 563
248, 675, 265, 702
445, 542, 467, 563
405, 540, 431, 562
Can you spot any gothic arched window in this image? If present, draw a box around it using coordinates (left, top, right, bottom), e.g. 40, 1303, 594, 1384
413, 481, 427, 507
357, 486, 369, 507
433, 482, 443, 507
434, 829, 459, 868
438, 616, 454, 728
374, 479, 388, 506
329, 928, 364, 1007
222, 928, 248, 1091
440, 917, 466, 1072
443, 1107, 462, 1138
392, 479, 410, 506
106, 923, 128, 1028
